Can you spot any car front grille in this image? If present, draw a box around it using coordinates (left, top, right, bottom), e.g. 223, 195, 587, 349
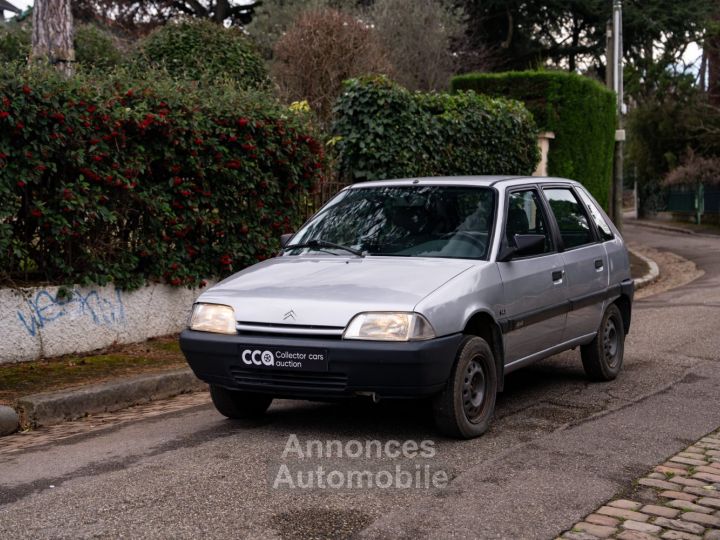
228, 367, 348, 392
235, 321, 344, 340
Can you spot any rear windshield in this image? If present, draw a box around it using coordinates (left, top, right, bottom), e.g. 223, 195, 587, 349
289, 185, 496, 260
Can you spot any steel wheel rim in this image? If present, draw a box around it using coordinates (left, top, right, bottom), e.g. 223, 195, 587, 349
462, 357, 487, 422
603, 317, 619, 367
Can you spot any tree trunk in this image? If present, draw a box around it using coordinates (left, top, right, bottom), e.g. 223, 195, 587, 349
31, 0, 75, 76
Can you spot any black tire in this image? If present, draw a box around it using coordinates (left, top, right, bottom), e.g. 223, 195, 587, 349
432, 336, 497, 439
209, 385, 273, 419
581, 303, 625, 381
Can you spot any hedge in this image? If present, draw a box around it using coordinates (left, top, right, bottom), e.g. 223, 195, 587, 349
138, 20, 268, 89
331, 76, 539, 183
452, 71, 616, 209
0, 66, 324, 290
0, 22, 123, 70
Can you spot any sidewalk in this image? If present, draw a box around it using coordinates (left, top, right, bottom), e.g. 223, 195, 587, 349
561, 429, 720, 540
625, 213, 720, 238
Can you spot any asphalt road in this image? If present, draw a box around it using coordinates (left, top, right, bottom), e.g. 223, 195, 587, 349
1, 223, 719, 540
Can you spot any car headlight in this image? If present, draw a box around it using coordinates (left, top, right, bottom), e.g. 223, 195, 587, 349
343, 312, 436, 341
189, 303, 236, 334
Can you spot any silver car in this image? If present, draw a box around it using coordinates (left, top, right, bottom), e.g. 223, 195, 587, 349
180, 176, 633, 438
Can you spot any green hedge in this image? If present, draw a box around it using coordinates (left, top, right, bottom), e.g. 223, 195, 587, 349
138, 20, 268, 89
0, 22, 123, 70
452, 71, 616, 209
0, 66, 324, 289
331, 76, 539, 183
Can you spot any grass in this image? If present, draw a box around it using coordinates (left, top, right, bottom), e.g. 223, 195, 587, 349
0, 335, 186, 405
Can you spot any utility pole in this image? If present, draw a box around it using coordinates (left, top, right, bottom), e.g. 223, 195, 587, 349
606, 0, 625, 230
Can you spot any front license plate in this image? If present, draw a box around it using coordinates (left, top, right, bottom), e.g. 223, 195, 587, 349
238, 346, 329, 372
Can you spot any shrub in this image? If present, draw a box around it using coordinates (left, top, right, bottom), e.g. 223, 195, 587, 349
272, 8, 392, 124
664, 151, 720, 187
0, 21, 30, 63
0, 66, 324, 289
0, 22, 123, 70
452, 71, 616, 209
331, 76, 539, 183
138, 19, 268, 89
74, 24, 124, 70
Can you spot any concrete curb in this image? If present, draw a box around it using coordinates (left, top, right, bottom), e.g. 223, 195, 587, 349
630, 248, 660, 290
13, 368, 206, 431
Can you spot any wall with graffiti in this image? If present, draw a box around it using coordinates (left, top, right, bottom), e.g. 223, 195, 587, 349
0, 283, 205, 363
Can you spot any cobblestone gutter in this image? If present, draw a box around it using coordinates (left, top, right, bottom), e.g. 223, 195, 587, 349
561, 430, 720, 540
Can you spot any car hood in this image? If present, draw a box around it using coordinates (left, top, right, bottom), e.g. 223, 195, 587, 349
197, 256, 475, 328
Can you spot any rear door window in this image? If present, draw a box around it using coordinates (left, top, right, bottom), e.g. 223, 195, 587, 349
543, 188, 594, 249
576, 188, 615, 241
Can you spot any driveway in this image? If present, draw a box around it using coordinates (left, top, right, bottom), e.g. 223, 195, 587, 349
1, 222, 719, 539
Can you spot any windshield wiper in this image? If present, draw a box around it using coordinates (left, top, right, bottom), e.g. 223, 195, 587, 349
282, 239, 365, 257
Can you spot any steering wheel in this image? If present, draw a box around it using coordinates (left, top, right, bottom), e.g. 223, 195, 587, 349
442, 231, 486, 252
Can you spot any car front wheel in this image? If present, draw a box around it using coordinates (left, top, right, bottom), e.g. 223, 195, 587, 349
432, 336, 497, 439
581, 303, 625, 381
209, 385, 273, 419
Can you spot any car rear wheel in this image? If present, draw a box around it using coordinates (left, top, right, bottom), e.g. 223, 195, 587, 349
432, 336, 497, 439
209, 385, 273, 419
581, 303, 625, 381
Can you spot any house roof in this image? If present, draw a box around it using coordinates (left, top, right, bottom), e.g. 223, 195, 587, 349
0, 0, 22, 14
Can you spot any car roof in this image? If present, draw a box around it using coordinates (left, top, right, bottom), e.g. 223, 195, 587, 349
346, 176, 581, 189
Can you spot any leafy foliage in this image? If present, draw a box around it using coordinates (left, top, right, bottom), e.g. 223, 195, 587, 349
0, 65, 324, 289
138, 19, 268, 88
0, 21, 30, 63
452, 71, 615, 209
457, 0, 713, 83
74, 24, 124, 70
331, 76, 539, 183
0, 21, 123, 70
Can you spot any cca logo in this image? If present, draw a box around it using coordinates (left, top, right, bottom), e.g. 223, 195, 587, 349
242, 349, 275, 366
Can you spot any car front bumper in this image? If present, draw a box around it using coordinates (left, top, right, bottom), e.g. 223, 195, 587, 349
179, 330, 463, 399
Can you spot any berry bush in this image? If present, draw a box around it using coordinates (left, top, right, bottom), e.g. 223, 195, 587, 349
0, 66, 324, 289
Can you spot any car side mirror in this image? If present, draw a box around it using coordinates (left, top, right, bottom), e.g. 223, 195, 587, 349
280, 233, 293, 248
498, 234, 546, 262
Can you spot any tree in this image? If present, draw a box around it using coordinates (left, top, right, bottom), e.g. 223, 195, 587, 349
72, 0, 261, 33
368, 0, 467, 91
272, 8, 392, 124
31, 0, 75, 75
456, 0, 714, 87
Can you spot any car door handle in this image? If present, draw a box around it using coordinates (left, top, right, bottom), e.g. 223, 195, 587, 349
552, 270, 564, 283
594, 259, 604, 270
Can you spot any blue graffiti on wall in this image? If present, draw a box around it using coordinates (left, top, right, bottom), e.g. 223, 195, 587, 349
17, 288, 126, 337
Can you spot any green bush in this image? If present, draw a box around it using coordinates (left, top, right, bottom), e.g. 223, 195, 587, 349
0, 22, 122, 70
452, 71, 616, 209
0, 22, 30, 63
74, 24, 124, 70
138, 20, 268, 89
0, 66, 324, 289
331, 76, 539, 183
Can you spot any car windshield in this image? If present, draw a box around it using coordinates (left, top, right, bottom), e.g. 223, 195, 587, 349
287, 185, 496, 260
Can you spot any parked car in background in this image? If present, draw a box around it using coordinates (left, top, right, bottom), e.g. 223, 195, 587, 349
180, 176, 633, 438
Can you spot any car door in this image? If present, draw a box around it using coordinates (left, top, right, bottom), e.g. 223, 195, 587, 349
496, 187, 568, 364
542, 186, 609, 342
